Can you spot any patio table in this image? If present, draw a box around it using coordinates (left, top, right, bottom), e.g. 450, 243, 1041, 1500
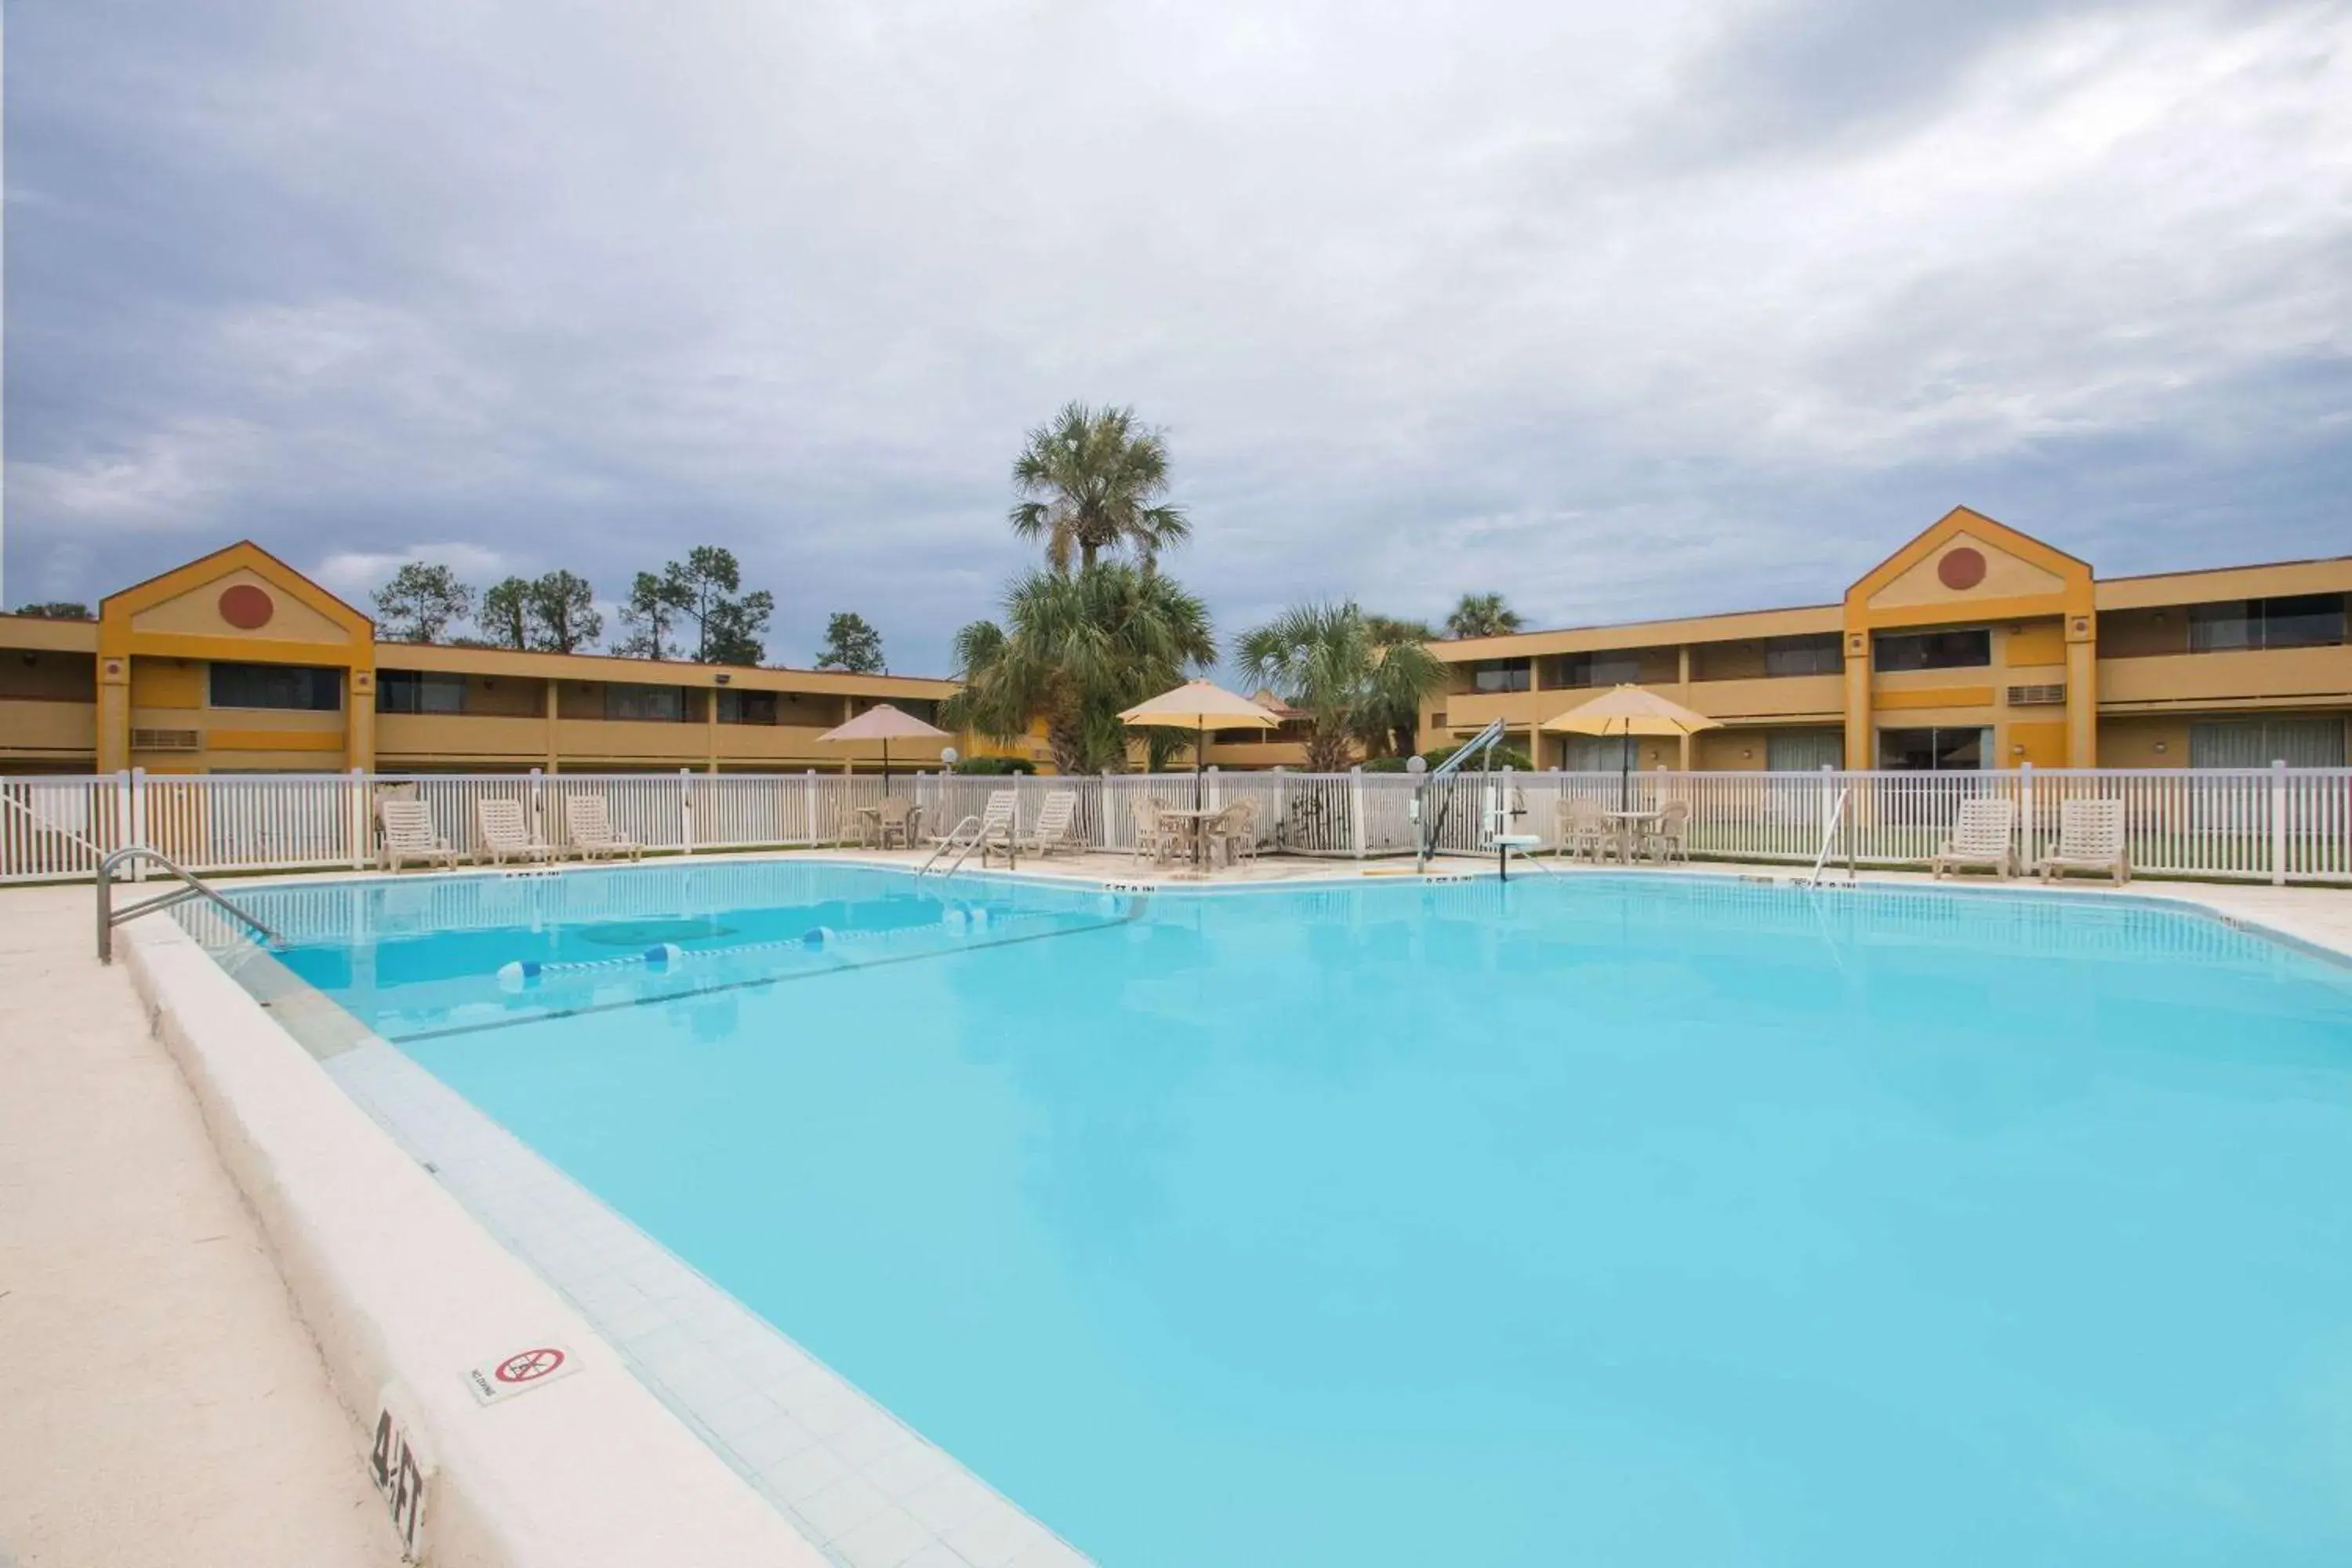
852, 804, 922, 850
1156, 806, 1225, 868
1600, 808, 1664, 865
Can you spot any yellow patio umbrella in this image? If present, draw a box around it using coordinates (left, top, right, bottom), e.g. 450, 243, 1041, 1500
1541, 684, 1721, 807
1119, 679, 1282, 811
816, 702, 951, 793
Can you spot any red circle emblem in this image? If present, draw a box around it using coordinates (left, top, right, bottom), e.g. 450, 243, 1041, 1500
219, 584, 276, 629
494, 1347, 565, 1384
1936, 547, 1987, 590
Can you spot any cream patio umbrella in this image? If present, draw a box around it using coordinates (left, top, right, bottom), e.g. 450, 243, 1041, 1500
817, 702, 952, 792
1118, 679, 1283, 812
1541, 684, 1721, 808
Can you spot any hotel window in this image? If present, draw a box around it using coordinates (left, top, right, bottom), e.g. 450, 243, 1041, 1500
2188, 718, 2347, 769
604, 684, 685, 722
376, 671, 467, 715
1871, 629, 1991, 671
1555, 650, 1642, 688
1563, 735, 1639, 771
716, 688, 778, 724
1762, 634, 1842, 677
208, 662, 343, 711
2187, 594, 2347, 652
1877, 726, 1990, 771
1766, 731, 1843, 771
1468, 658, 1531, 693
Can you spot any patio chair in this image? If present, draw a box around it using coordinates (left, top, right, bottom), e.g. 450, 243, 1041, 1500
971, 789, 1019, 866
1931, 797, 2019, 880
2034, 798, 2130, 886
377, 798, 459, 873
475, 797, 557, 866
1131, 797, 1176, 865
1021, 789, 1083, 857
1555, 797, 1610, 862
1638, 800, 1690, 865
1207, 799, 1260, 868
875, 795, 919, 850
563, 794, 643, 862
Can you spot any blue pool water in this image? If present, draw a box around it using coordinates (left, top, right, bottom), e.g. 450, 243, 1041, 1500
241, 863, 2352, 1566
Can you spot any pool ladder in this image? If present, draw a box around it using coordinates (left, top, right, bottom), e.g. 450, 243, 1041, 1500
94, 845, 283, 964
1795, 788, 1857, 887
918, 814, 985, 878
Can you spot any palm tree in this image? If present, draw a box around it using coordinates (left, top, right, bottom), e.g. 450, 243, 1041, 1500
1008, 402, 1191, 574
1444, 591, 1523, 639
1238, 603, 1449, 771
946, 564, 1216, 775
1364, 615, 1439, 758
1363, 612, 1436, 644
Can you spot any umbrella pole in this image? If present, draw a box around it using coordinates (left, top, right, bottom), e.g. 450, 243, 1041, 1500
1619, 720, 1632, 811
883, 739, 891, 795
1195, 720, 1205, 863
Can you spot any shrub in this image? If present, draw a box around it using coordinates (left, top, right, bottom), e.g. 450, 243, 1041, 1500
953, 755, 1038, 775
1420, 741, 1534, 772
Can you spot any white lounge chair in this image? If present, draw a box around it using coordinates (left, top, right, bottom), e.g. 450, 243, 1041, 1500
563, 794, 642, 861
475, 797, 557, 866
2034, 798, 2129, 886
971, 789, 1020, 866
378, 798, 459, 873
1931, 797, 2019, 880
1021, 789, 1082, 857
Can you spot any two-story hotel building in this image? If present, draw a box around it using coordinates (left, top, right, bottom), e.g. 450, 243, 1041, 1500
2, 512, 2347, 778
0, 542, 1012, 776
1413, 507, 2351, 774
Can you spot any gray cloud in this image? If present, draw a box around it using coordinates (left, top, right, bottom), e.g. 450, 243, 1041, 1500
6, 0, 2348, 673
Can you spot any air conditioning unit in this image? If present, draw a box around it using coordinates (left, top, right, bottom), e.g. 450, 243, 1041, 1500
130, 728, 202, 751
2006, 684, 2066, 706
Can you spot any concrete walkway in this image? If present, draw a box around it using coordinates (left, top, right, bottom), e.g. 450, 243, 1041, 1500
0, 884, 398, 1568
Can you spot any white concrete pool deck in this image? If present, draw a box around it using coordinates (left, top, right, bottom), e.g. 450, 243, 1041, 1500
2, 852, 2347, 1566
0, 883, 401, 1568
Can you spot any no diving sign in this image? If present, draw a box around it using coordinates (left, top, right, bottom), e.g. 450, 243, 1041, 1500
465, 1344, 581, 1406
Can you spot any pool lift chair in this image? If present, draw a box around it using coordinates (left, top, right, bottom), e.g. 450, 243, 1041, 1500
1413, 718, 1548, 881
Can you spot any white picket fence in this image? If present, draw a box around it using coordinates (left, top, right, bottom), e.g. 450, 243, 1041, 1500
3, 764, 2350, 886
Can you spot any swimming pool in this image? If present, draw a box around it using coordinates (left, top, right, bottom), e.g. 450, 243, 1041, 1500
201, 862, 2352, 1566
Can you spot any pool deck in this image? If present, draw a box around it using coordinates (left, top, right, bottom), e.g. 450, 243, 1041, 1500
2, 851, 2347, 1566
0, 882, 401, 1568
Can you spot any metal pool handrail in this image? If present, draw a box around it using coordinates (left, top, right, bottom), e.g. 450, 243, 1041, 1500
95, 846, 283, 964
1797, 788, 1855, 887
918, 814, 985, 877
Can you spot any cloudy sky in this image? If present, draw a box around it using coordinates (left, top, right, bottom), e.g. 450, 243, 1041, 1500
7, 0, 2348, 672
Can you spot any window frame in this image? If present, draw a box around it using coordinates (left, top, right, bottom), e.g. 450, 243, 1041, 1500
1467, 658, 1532, 694
1761, 634, 1843, 678
1871, 629, 1991, 673
1875, 725, 1991, 771
2189, 593, 2347, 652
375, 670, 468, 715
206, 661, 345, 713
603, 684, 687, 723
